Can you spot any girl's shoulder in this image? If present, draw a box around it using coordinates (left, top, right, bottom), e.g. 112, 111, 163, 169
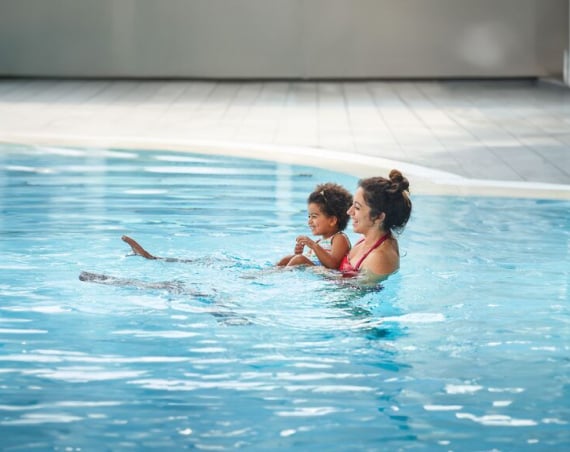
332, 231, 352, 247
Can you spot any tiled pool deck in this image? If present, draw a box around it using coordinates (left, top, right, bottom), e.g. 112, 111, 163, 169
0, 78, 569, 198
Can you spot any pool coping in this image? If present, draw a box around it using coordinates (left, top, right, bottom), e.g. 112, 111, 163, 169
2, 134, 570, 200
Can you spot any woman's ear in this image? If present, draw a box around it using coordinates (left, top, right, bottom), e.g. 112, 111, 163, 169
375, 212, 386, 226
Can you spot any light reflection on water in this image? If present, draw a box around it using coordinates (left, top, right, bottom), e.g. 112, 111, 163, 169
0, 144, 569, 450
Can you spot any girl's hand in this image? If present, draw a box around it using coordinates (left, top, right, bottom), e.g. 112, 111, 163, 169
294, 235, 309, 254
296, 235, 315, 250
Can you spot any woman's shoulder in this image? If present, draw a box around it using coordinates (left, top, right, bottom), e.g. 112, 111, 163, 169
363, 239, 399, 274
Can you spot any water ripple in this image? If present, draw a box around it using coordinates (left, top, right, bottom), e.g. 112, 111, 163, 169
456, 413, 538, 427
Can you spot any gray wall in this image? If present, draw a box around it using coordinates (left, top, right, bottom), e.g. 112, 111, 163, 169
0, 0, 567, 79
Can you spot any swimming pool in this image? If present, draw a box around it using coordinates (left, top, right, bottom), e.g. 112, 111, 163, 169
1, 144, 569, 450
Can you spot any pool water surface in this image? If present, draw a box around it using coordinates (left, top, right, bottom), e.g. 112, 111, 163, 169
0, 144, 569, 450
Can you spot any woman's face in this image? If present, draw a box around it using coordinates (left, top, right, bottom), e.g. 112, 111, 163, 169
347, 187, 376, 234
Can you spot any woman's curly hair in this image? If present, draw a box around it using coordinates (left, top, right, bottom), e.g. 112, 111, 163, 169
358, 169, 411, 233
307, 182, 353, 231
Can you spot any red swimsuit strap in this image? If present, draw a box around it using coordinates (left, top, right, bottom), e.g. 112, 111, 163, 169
353, 233, 391, 271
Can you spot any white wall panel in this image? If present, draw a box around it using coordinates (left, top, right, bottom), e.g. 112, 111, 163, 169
0, 0, 566, 78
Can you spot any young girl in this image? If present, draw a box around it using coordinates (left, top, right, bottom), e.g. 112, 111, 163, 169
276, 182, 353, 269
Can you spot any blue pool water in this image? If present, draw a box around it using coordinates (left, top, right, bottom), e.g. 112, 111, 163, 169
0, 144, 569, 450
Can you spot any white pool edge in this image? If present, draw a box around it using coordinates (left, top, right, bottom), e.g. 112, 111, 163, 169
1, 134, 570, 200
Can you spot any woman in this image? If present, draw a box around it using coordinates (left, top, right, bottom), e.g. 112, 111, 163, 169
340, 170, 412, 282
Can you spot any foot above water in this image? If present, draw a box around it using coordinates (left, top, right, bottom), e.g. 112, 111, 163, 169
121, 235, 157, 259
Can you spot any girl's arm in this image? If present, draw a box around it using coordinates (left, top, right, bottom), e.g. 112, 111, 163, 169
296, 234, 350, 269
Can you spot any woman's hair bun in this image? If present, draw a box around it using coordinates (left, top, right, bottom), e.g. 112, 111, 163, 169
389, 169, 409, 192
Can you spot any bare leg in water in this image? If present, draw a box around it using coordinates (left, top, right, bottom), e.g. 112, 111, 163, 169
78, 270, 251, 325
122, 235, 158, 259
122, 235, 194, 263
78, 236, 196, 292
79, 270, 188, 293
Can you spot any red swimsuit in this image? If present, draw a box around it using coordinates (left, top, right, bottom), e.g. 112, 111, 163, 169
339, 233, 390, 276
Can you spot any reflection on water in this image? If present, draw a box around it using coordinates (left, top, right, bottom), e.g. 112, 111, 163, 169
0, 144, 569, 450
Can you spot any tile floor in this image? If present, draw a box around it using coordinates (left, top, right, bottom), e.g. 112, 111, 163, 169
0, 78, 569, 185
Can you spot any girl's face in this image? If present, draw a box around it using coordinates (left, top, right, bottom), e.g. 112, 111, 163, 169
347, 187, 378, 234
307, 203, 337, 237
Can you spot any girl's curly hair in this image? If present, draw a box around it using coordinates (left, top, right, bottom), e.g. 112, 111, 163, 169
307, 182, 353, 231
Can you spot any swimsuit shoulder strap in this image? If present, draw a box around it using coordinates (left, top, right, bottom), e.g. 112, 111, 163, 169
353, 233, 390, 271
